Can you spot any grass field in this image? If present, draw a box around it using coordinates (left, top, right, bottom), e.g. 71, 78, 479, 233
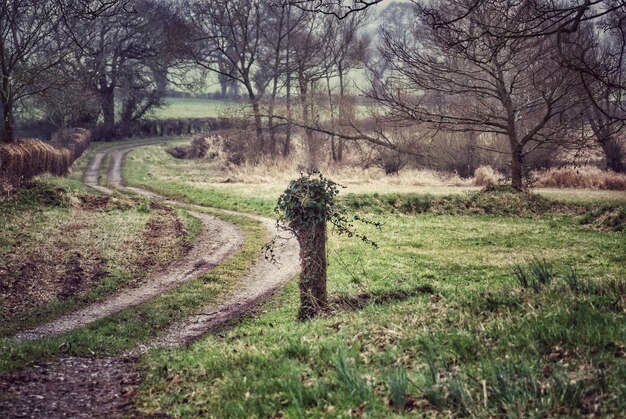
149, 97, 245, 120
124, 142, 626, 213
123, 141, 625, 417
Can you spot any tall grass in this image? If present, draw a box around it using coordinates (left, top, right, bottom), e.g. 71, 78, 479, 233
533, 165, 626, 190
0, 128, 92, 193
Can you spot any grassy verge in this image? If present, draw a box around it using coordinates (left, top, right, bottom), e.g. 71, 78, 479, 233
0, 208, 265, 375
0, 182, 143, 331
123, 145, 275, 216
0, 168, 203, 338
178, 209, 203, 243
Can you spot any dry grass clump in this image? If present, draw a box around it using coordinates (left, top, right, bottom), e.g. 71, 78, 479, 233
222, 154, 471, 187
534, 166, 626, 190
51, 127, 91, 161
0, 129, 91, 194
0, 139, 72, 180
473, 165, 502, 186
167, 136, 211, 160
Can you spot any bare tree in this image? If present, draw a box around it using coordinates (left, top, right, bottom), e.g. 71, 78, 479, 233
0, 0, 66, 143
258, 3, 307, 155
187, 0, 267, 151
373, 0, 582, 189
281, 0, 382, 19
326, 10, 370, 161
64, 0, 166, 136
560, 8, 626, 172
418, 0, 626, 173
288, 12, 337, 170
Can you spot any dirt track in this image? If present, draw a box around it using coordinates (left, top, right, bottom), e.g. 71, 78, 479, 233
16, 148, 245, 341
1, 142, 299, 418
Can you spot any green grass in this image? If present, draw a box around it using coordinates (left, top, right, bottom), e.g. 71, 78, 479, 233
149, 97, 244, 120
118, 143, 625, 417
178, 209, 203, 243
123, 145, 275, 216
134, 215, 626, 417
136, 215, 625, 417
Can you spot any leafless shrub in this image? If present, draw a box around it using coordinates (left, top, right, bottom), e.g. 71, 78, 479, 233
188, 136, 209, 159
165, 145, 187, 159
373, 147, 408, 175
218, 130, 259, 166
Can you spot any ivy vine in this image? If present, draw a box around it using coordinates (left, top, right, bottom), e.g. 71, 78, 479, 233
274, 173, 380, 247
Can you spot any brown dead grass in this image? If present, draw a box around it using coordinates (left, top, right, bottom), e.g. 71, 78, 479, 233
218, 147, 624, 191
221, 153, 471, 187
533, 166, 626, 190
472, 165, 502, 186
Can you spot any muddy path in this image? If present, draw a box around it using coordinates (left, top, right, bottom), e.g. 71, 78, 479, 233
105, 145, 300, 350
16, 149, 245, 341
1, 142, 299, 418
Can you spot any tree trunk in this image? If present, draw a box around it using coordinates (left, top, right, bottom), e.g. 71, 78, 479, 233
1, 75, 14, 143
337, 67, 345, 162
284, 46, 292, 157
251, 97, 264, 153
244, 81, 264, 154
1, 98, 14, 144
219, 74, 228, 99
326, 76, 337, 163
284, 71, 292, 157
100, 89, 116, 137
268, 11, 285, 157
510, 141, 524, 190
299, 76, 317, 171
602, 139, 626, 173
296, 221, 327, 320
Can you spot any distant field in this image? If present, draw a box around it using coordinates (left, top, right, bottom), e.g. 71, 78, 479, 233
150, 96, 375, 121
149, 97, 245, 119
123, 141, 626, 207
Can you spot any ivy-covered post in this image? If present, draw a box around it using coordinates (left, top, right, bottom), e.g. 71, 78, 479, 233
277, 174, 338, 319
275, 174, 379, 320
297, 214, 327, 319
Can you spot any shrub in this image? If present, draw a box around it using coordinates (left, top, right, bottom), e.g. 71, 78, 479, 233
50, 127, 91, 161
94, 117, 247, 141
166, 136, 211, 160
188, 136, 209, 159
473, 165, 501, 186
374, 148, 408, 175
0, 128, 90, 194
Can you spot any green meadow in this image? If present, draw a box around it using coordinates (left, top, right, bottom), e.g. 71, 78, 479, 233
121, 141, 625, 417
